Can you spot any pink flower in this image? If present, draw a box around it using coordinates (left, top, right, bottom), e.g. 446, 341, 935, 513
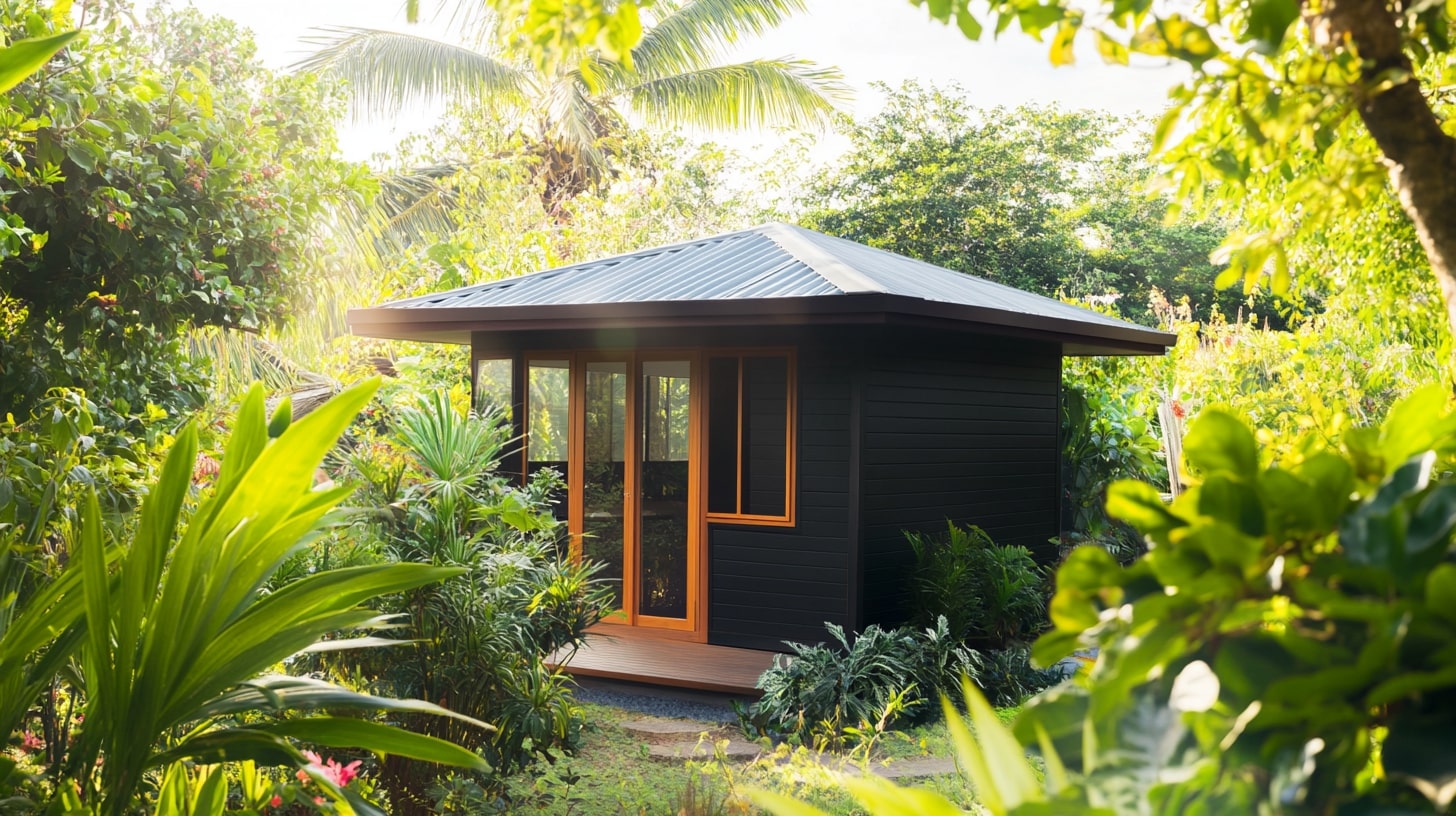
20, 730, 43, 752
297, 750, 363, 788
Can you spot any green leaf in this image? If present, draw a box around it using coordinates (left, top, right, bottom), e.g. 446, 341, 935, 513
1196, 476, 1266, 537
259, 718, 492, 772
1427, 564, 1456, 627
1049, 21, 1078, 65
1182, 410, 1258, 482
743, 787, 834, 816
1094, 29, 1130, 64
0, 30, 77, 94
1245, 0, 1299, 54
955, 5, 984, 39
1106, 479, 1181, 536
267, 397, 292, 439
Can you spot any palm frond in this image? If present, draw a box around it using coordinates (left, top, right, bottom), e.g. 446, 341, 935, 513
295, 27, 531, 119
542, 76, 621, 185
628, 58, 850, 132
631, 0, 810, 79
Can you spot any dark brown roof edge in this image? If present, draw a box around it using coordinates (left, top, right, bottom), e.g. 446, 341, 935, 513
347, 293, 1175, 356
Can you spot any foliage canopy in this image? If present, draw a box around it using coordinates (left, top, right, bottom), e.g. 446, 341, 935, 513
0, 4, 367, 419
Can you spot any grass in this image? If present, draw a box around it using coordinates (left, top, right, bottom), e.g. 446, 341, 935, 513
477, 701, 993, 815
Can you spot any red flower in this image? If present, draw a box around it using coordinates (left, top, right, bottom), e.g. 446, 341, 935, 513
1171, 399, 1187, 420
269, 795, 282, 809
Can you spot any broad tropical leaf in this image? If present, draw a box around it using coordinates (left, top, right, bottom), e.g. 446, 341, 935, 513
62, 380, 488, 815
0, 30, 77, 93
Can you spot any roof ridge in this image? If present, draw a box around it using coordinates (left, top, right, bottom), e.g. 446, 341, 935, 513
757, 223, 886, 295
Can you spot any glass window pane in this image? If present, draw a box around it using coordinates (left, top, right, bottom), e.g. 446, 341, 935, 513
582, 361, 627, 612
473, 358, 512, 416
640, 360, 690, 619
742, 356, 788, 517
526, 360, 570, 462
706, 356, 740, 515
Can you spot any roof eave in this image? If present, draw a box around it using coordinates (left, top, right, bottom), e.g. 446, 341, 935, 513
347, 292, 1176, 356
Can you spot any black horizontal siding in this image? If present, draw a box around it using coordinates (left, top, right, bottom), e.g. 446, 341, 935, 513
857, 330, 1061, 628
708, 346, 854, 652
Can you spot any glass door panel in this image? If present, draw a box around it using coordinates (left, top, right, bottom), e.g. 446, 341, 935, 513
526, 360, 570, 524
638, 360, 691, 621
582, 360, 628, 612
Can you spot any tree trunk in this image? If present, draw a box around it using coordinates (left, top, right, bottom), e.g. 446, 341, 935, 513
1309, 0, 1456, 340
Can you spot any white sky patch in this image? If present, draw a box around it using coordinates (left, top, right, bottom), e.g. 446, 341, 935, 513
172, 0, 1190, 163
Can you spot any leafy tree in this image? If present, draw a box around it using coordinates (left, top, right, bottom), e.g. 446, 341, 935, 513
490, 0, 1456, 344
0, 3, 368, 419
1071, 148, 1289, 328
300, 0, 848, 214
797, 83, 1104, 296
797, 83, 1247, 321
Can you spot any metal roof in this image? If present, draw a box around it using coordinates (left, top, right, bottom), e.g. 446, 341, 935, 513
349, 223, 1175, 355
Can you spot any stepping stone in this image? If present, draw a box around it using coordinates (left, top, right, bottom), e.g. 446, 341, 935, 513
647, 739, 763, 763
866, 757, 959, 779
622, 718, 731, 745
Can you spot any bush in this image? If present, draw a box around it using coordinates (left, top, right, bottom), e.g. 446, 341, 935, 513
741, 620, 971, 747
2, 382, 488, 815
905, 522, 1049, 649
315, 390, 613, 812
741, 616, 1064, 747
1060, 382, 1166, 563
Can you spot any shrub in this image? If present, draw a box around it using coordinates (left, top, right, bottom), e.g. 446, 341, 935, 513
2, 381, 489, 815
318, 390, 613, 811
1059, 382, 1166, 563
742, 617, 989, 747
905, 522, 1049, 649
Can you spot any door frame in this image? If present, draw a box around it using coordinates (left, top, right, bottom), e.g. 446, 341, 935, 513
525, 348, 705, 640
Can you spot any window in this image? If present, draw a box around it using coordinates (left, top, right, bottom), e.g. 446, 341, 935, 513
706, 352, 794, 523
473, 358, 513, 416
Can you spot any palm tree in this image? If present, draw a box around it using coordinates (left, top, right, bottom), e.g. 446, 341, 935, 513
298, 0, 849, 214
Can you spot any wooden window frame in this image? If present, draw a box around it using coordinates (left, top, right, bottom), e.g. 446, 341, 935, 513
703, 349, 797, 528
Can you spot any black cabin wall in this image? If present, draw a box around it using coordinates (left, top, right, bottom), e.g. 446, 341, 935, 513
857, 328, 1061, 628
706, 338, 857, 651
473, 324, 1060, 649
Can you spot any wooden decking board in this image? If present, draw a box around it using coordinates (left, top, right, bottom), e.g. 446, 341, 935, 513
548, 626, 777, 696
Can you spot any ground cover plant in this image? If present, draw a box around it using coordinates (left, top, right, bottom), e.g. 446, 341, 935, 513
740, 523, 1061, 748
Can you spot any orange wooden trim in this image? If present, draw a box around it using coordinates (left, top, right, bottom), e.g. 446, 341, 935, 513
734, 357, 744, 516
704, 513, 798, 528
565, 354, 584, 564
622, 354, 639, 626
700, 348, 798, 527
632, 350, 702, 637
690, 352, 708, 642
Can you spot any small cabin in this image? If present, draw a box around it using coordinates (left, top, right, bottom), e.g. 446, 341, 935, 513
349, 224, 1172, 687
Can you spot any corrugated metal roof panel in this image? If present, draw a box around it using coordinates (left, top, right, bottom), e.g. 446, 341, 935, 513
359, 222, 1171, 352
790, 228, 1138, 330
386, 229, 841, 310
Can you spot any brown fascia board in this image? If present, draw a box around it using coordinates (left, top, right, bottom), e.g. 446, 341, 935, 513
347, 292, 1175, 356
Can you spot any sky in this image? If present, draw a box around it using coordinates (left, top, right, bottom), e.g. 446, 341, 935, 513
183, 0, 1190, 161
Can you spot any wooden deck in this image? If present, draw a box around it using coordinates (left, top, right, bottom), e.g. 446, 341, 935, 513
547, 625, 779, 696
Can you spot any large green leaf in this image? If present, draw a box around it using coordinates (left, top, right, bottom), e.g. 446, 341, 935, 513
0, 30, 77, 93
257, 718, 492, 772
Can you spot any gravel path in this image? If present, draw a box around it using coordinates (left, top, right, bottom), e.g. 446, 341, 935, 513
572, 678, 743, 724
